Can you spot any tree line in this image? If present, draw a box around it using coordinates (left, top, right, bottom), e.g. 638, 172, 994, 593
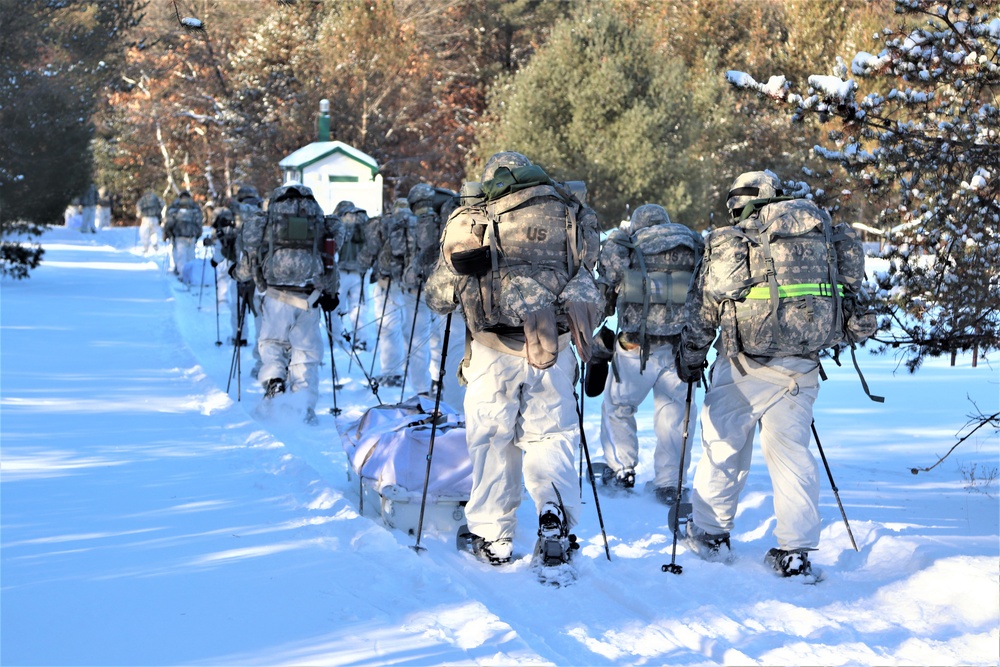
1, 0, 996, 372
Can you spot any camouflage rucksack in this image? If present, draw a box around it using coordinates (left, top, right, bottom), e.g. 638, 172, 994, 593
605, 210, 703, 369
707, 196, 871, 358
333, 203, 368, 274
259, 186, 331, 289
474, 165, 584, 332
169, 200, 203, 238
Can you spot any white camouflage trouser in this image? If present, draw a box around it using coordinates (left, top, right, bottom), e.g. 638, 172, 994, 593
400, 288, 434, 395
171, 237, 196, 279
600, 340, 695, 489
691, 354, 821, 551
258, 293, 323, 410
139, 217, 161, 253
372, 277, 407, 380
463, 340, 581, 542
338, 271, 369, 350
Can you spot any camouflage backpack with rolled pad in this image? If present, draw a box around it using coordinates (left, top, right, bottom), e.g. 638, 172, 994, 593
708, 195, 875, 359
259, 184, 335, 292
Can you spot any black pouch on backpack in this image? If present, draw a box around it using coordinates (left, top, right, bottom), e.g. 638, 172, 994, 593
451, 246, 492, 277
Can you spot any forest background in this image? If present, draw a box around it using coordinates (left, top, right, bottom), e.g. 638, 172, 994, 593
1, 0, 998, 376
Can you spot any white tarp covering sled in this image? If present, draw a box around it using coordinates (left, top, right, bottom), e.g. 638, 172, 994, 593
341, 396, 470, 535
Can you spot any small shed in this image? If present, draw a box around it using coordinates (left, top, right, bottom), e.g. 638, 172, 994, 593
279, 139, 383, 217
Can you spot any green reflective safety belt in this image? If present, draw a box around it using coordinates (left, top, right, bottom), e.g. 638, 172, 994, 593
744, 283, 845, 299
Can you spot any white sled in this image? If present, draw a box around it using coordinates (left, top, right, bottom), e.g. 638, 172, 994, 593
342, 396, 470, 537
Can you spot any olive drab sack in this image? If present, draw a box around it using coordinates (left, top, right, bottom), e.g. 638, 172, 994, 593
707, 196, 871, 358
261, 190, 330, 289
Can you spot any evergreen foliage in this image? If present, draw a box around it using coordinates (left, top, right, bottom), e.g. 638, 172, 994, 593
729, 0, 999, 370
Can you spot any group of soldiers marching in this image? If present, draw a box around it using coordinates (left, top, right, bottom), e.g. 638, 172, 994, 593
135, 151, 875, 581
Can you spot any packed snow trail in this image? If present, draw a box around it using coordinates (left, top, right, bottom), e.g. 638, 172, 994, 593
1, 228, 997, 666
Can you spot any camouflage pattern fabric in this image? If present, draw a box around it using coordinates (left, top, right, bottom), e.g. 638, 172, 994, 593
164, 197, 204, 239
136, 192, 164, 219
681, 197, 871, 366
598, 222, 703, 338
336, 207, 369, 274
405, 202, 443, 289
237, 188, 342, 295
442, 180, 602, 336
357, 199, 415, 285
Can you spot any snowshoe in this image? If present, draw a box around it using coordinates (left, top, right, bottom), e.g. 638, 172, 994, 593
532, 501, 580, 586
456, 525, 512, 566
600, 466, 635, 494
764, 548, 824, 584
684, 521, 732, 563
264, 377, 285, 399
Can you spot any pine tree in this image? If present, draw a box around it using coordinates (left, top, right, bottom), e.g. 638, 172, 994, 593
728, 0, 999, 370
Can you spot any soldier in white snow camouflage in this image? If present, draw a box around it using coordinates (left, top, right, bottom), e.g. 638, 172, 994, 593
163, 191, 203, 283
333, 200, 371, 354
595, 204, 704, 503
357, 198, 415, 388
678, 170, 874, 579
439, 151, 603, 570
235, 183, 343, 424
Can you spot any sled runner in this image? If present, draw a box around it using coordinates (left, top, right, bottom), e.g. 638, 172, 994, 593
341, 396, 471, 536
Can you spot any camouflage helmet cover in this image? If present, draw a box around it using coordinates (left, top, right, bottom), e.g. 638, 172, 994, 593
334, 200, 357, 216
481, 151, 531, 182
407, 183, 436, 207
235, 185, 259, 202
726, 170, 783, 216
629, 203, 671, 232
270, 182, 314, 203
392, 197, 410, 213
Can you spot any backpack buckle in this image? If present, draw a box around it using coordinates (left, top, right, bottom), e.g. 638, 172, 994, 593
763, 257, 776, 276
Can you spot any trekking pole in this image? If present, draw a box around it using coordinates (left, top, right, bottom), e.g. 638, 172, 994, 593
576, 361, 611, 561
368, 276, 391, 380
412, 312, 452, 553
197, 253, 208, 310
339, 336, 383, 406
811, 420, 859, 552
213, 264, 222, 346
399, 282, 424, 402
662, 379, 695, 575
578, 386, 585, 499
324, 311, 341, 416
347, 281, 364, 373
226, 290, 247, 400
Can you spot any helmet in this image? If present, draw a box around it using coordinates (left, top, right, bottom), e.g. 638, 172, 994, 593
334, 200, 357, 216
407, 183, 435, 207
459, 181, 484, 203
392, 198, 410, 213
726, 170, 783, 217
178, 190, 192, 199
271, 182, 314, 203
235, 185, 259, 202
481, 151, 531, 182
629, 204, 671, 232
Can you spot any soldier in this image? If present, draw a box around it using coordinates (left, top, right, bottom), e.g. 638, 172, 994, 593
135, 190, 165, 253
163, 190, 204, 282
439, 151, 602, 573
96, 187, 112, 231
332, 200, 370, 354
595, 204, 704, 504
357, 198, 414, 389
403, 183, 455, 396
677, 170, 874, 579
79, 184, 99, 234
234, 183, 343, 424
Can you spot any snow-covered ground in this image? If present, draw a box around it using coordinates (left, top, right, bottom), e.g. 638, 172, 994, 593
2, 226, 998, 666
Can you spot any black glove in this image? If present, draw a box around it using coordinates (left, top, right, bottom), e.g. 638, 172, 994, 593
675, 348, 706, 384
210, 258, 219, 268
318, 292, 339, 313
202, 236, 214, 247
